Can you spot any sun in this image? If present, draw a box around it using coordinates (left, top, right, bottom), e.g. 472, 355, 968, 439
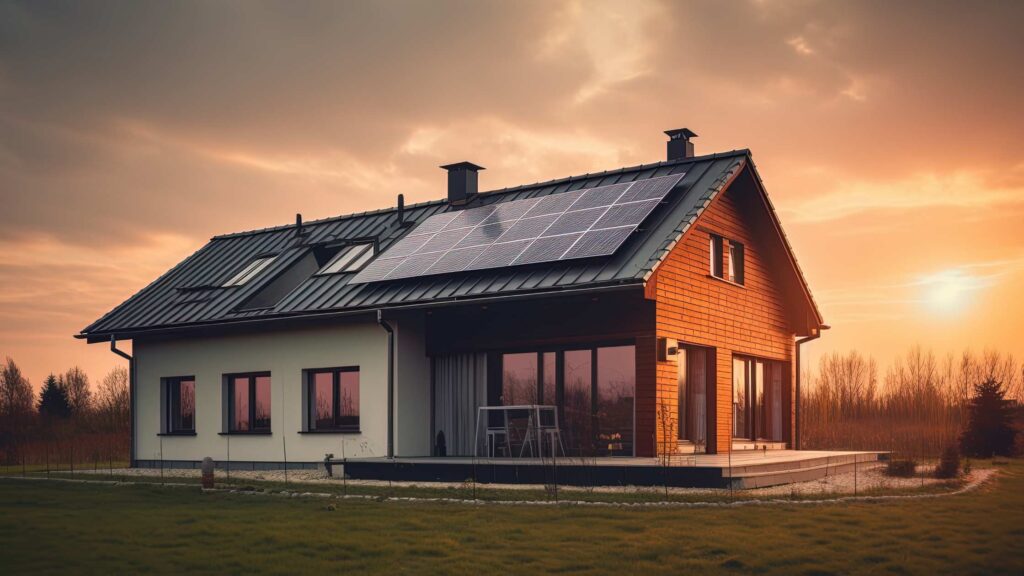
920, 269, 985, 315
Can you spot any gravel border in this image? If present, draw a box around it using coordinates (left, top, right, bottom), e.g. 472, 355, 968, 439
0, 468, 997, 509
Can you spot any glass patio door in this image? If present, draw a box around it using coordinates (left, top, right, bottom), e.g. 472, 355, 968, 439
498, 344, 636, 457
678, 347, 708, 449
733, 356, 784, 441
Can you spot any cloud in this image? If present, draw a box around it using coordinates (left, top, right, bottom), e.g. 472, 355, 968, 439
782, 169, 1024, 223
538, 0, 667, 104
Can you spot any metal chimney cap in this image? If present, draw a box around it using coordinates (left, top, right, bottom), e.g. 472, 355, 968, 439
440, 161, 486, 172
664, 128, 698, 140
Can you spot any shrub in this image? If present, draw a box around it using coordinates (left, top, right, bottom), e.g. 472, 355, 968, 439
885, 458, 917, 478
934, 446, 960, 479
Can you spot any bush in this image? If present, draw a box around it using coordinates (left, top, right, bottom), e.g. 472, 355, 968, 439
934, 446, 960, 479
885, 458, 917, 477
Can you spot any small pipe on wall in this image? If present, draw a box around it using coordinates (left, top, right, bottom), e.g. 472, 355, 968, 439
109, 335, 135, 467
794, 324, 829, 450
377, 310, 395, 459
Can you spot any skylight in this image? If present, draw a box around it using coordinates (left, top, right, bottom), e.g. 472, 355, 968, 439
223, 256, 276, 287
318, 243, 375, 275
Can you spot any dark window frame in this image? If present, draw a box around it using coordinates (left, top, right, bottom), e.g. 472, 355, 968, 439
304, 366, 361, 433
224, 371, 272, 435
162, 376, 196, 435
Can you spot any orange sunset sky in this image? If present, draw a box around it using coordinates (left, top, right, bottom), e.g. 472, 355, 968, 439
1, 0, 1022, 390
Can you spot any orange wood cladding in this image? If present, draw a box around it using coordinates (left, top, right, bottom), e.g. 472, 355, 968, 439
642, 182, 797, 455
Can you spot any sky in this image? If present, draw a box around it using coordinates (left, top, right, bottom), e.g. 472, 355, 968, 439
1, 0, 1023, 390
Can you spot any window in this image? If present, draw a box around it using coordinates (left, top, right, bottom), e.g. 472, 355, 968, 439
163, 376, 195, 434
678, 346, 708, 448
223, 256, 275, 287
595, 346, 635, 456
733, 356, 785, 441
709, 234, 723, 278
728, 241, 744, 284
318, 244, 375, 275
226, 373, 271, 433
710, 234, 744, 285
501, 353, 538, 405
306, 368, 360, 432
492, 345, 636, 457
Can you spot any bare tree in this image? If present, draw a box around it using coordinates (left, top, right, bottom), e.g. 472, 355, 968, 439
62, 367, 92, 416
802, 347, 1021, 458
1, 357, 36, 464
95, 366, 129, 433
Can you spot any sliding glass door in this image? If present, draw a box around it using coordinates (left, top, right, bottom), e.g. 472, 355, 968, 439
498, 343, 636, 457
562, 349, 593, 455
595, 346, 635, 456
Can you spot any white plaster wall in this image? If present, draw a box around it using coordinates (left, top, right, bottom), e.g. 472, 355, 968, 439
394, 314, 432, 456
134, 321, 410, 464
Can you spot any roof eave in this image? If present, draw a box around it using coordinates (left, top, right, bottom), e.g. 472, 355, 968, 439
77, 279, 645, 343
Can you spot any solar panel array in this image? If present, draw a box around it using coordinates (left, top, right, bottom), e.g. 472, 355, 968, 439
350, 172, 686, 284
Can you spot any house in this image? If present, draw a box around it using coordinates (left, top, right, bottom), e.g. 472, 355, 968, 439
78, 129, 826, 475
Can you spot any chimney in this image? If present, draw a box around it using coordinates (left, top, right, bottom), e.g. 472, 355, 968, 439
664, 128, 698, 161
440, 161, 485, 205
396, 193, 407, 227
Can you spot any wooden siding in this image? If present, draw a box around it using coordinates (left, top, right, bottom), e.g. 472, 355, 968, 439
647, 180, 796, 454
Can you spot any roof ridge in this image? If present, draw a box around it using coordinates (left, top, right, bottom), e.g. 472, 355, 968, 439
211, 149, 751, 241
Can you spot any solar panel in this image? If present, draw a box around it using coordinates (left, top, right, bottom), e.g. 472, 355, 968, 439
350, 172, 685, 283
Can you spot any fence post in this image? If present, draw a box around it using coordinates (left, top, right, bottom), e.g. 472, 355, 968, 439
853, 454, 858, 496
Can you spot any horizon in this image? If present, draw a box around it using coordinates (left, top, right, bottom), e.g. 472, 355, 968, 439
2, 0, 1023, 389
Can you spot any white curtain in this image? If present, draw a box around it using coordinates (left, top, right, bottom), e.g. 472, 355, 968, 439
432, 353, 487, 456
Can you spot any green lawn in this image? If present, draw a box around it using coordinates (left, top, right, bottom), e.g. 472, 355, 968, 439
1, 462, 1021, 575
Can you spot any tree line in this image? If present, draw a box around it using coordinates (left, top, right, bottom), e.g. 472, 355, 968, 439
801, 347, 1023, 458
0, 357, 129, 467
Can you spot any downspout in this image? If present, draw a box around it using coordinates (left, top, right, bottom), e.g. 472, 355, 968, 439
109, 336, 136, 467
377, 310, 395, 459
794, 324, 829, 451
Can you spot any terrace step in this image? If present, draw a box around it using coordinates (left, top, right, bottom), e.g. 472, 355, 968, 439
724, 453, 885, 489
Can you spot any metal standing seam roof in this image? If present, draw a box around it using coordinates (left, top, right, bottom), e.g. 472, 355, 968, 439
79, 150, 757, 340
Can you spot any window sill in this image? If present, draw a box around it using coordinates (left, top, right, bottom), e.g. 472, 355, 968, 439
218, 431, 272, 436
706, 274, 745, 289
157, 432, 196, 437
298, 430, 361, 435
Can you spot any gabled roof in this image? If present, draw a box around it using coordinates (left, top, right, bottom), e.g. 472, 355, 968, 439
78, 149, 822, 342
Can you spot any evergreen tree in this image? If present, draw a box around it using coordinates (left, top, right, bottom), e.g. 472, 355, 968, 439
38, 374, 71, 420
960, 377, 1017, 457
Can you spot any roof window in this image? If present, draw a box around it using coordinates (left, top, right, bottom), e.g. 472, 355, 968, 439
223, 256, 276, 287
318, 244, 375, 275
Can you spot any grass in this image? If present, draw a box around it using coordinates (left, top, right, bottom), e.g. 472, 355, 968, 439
0, 461, 1021, 575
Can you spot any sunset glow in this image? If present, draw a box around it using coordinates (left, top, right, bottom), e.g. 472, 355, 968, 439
919, 269, 986, 316
1, 0, 1022, 388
